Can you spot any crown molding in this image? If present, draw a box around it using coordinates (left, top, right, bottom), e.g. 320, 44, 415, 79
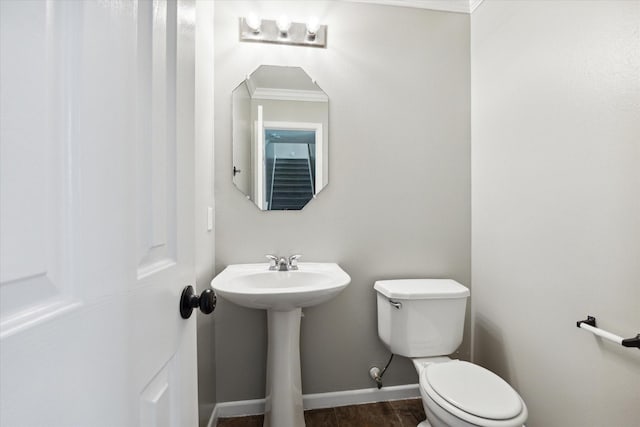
469, 0, 485, 13
252, 88, 329, 103
344, 0, 485, 14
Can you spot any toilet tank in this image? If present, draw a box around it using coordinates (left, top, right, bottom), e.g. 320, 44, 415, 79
374, 279, 469, 358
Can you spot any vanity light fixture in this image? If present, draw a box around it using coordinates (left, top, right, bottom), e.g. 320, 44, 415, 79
276, 15, 292, 37
245, 13, 261, 34
239, 15, 327, 48
306, 17, 320, 40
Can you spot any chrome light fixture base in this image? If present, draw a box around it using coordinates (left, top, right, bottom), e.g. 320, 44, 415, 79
239, 17, 327, 48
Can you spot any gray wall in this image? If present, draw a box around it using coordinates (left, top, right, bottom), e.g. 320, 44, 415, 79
471, 1, 640, 426
213, 1, 470, 402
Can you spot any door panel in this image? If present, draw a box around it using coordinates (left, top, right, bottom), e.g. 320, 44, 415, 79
0, 1, 198, 425
0, 0, 77, 337
137, 0, 178, 277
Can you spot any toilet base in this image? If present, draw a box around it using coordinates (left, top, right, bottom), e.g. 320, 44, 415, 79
418, 421, 432, 427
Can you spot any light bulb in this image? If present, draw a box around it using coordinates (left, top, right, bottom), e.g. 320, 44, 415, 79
276, 15, 291, 35
246, 13, 261, 33
306, 17, 320, 36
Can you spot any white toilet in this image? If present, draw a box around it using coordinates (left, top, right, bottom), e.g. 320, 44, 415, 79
374, 279, 528, 427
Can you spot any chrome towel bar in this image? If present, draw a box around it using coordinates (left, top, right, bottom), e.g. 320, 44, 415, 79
577, 316, 640, 349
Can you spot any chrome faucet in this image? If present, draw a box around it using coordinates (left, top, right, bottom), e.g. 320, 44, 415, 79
266, 254, 301, 271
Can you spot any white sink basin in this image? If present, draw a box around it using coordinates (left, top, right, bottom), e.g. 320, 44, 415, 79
211, 262, 350, 427
211, 262, 351, 311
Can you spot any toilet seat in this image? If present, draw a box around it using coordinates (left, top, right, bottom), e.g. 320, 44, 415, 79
420, 361, 528, 427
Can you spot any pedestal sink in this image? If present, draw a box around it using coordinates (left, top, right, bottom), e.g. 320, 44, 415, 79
211, 262, 351, 427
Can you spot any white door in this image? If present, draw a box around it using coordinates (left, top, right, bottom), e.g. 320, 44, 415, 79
255, 106, 265, 209
0, 1, 199, 426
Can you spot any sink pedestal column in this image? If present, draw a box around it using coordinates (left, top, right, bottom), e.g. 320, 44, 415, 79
264, 308, 304, 427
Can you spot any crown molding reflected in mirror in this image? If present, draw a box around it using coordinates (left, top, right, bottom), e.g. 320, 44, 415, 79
232, 65, 329, 211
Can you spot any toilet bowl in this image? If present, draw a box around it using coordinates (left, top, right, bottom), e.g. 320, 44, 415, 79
414, 358, 527, 427
374, 279, 528, 427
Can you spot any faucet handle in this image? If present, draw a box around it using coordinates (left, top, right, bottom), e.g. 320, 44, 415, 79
288, 254, 302, 270
265, 254, 279, 270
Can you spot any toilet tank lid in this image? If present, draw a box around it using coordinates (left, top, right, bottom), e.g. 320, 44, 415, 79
374, 279, 469, 299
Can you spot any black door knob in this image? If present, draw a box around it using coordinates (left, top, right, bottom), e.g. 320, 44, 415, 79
180, 285, 216, 319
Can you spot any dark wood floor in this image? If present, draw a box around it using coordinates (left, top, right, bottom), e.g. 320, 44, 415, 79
217, 398, 425, 427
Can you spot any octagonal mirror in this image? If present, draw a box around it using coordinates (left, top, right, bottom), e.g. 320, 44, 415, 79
232, 65, 328, 210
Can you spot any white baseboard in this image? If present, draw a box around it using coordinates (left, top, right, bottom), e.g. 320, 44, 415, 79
207, 383, 420, 427
302, 383, 420, 410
